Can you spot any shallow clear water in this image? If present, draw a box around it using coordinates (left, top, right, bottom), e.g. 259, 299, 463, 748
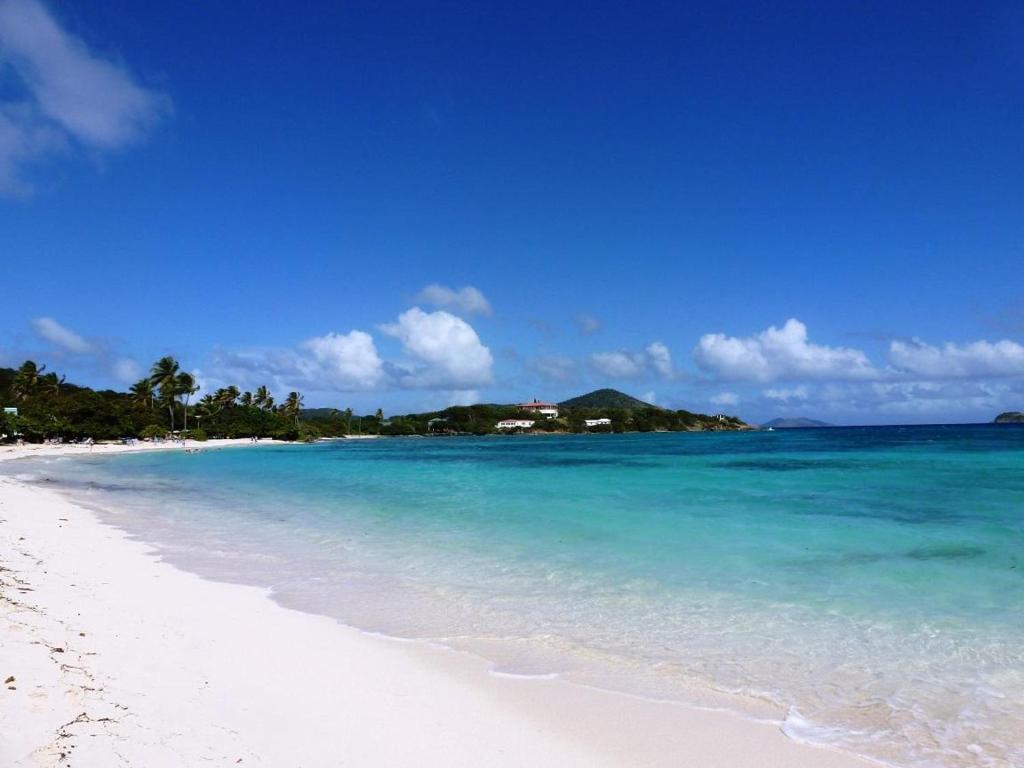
9, 426, 1024, 767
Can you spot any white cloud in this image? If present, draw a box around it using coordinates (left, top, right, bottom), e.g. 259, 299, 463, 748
889, 338, 1024, 378
574, 313, 602, 335
0, 103, 66, 193
208, 329, 386, 395
414, 284, 492, 316
111, 357, 141, 384
710, 391, 739, 406
27, 316, 142, 384
30, 316, 93, 353
590, 351, 646, 379
641, 391, 657, 406
0, 0, 169, 193
590, 341, 675, 380
868, 380, 1014, 416
301, 330, 385, 390
694, 319, 877, 382
447, 389, 480, 406
646, 341, 673, 378
763, 385, 810, 402
381, 307, 494, 388
808, 379, 1022, 420
204, 312, 493, 396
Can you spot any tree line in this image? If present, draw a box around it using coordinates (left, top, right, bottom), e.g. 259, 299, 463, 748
0, 358, 376, 443
1, 358, 747, 444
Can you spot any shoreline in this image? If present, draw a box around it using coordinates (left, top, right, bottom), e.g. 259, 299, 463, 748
1, 447, 873, 767
0, 436, 290, 465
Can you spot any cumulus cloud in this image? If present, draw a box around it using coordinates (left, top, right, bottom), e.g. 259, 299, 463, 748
574, 313, 602, 335
111, 357, 141, 384
646, 341, 673, 378
0, 0, 170, 193
208, 330, 385, 395
590, 350, 646, 379
694, 319, 877, 382
27, 316, 141, 383
202, 311, 494, 397
889, 338, 1024, 378
204, 347, 311, 396
866, 380, 1016, 416
301, 330, 385, 390
414, 284, 492, 316
30, 316, 93, 353
800, 379, 1024, 421
763, 385, 810, 402
447, 389, 480, 406
590, 341, 675, 380
710, 391, 739, 406
381, 307, 494, 388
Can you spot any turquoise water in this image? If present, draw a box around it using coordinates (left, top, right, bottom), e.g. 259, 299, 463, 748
9, 426, 1024, 767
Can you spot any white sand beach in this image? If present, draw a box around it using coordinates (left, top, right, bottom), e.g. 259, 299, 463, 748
0, 443, 872, 767
0, 437, 284, 463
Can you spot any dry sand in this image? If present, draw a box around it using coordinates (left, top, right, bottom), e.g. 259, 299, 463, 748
0, 442, 874, 767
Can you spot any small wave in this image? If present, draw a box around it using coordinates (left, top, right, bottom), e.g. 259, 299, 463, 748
782, 708, 896, 768
488, 668, 561, 681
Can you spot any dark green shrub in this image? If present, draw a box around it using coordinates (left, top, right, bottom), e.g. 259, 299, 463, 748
139, 424, 166, 440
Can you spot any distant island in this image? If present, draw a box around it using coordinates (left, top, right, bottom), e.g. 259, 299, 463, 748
994, 412, 1024, 424
391, 388, 749, 435
761, 417, 833, 429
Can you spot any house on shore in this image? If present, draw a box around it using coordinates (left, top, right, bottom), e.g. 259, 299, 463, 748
496, 418, 536, 430
518, 400, 559, 419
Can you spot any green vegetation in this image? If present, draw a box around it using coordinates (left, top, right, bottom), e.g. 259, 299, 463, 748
0, 359, 360, 443
0, 361, 749, 443
558, 388, 654, 410
380, 397, 747, 436
994, 411, 1024, 424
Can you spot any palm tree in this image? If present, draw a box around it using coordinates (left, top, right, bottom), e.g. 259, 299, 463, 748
240, 391, 254, 408
130, 378, 155, 409
149, 356, 181, 431
217, 385, 240, 409
12, 360, 46, 401
41, 371, 65, 398
177, 372, 198, 432
196, 394, 218, 431
254, 385, 273, 411
283, 391, 304, 426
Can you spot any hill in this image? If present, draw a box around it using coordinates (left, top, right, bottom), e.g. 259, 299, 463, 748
559, 389, 655, 410
994, 412, 1024, 424
300, 407, 346, 420
762, 417, 833, 429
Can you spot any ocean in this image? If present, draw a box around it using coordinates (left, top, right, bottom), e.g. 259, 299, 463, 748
8, 425, 1024, 767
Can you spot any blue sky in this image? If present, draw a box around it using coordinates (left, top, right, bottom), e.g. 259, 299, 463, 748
2, 0, 1023, 424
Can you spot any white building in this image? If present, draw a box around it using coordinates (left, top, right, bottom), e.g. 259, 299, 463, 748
496, 418, 536, 430
584, 418, 611, 427
517, 400, 559, 418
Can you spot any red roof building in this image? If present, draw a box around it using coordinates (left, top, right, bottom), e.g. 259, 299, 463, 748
517, 400, 559, 418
